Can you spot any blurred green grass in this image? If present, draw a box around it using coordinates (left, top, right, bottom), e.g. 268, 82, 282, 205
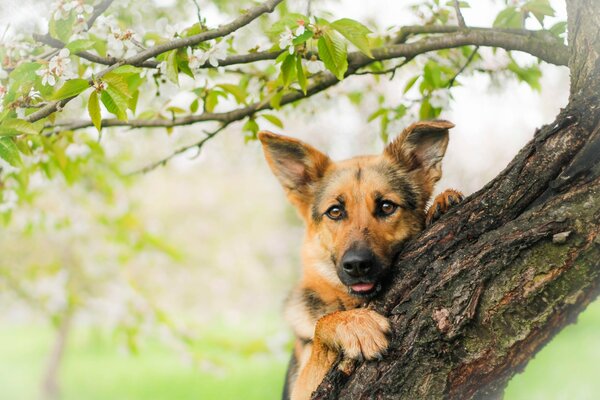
1, 298, 599, 400
0, 323, 288, 400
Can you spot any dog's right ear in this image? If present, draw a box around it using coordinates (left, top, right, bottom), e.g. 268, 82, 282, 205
258, 131, 330, 211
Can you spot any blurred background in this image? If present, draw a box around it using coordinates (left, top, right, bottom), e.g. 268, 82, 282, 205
1, 0, 599, 399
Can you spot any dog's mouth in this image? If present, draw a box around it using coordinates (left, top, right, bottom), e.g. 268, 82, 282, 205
347, 281, 382, 298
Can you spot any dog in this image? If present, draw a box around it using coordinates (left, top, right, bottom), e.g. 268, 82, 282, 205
258, 120, 463, 400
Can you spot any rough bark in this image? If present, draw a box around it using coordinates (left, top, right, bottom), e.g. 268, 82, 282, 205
313, 0, 600, 398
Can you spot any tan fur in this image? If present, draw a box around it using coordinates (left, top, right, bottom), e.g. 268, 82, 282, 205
258, 121, 461, 400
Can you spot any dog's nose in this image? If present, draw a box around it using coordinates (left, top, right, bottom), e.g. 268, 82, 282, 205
341, 247, 375, 277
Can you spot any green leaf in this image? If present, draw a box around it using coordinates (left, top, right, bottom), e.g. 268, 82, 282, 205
317, 31, 348, 80
292, 30, 314, 45
367, 108, 387, 123
403, 75, 420, 94
90, 34, 107, 57
280, 54, 297, 88
88, 91, 102, 132
423, 62, 443, 88
166, 50, 179, 84
523, 0, 555, 26
493, 7, 522, 29
129, 90, 139, 114
101, 88, 128, 120
548, 21, 567, 39
177, 48, 195, 79
268, 13, 308, 37
205, 90, 226, 112
66, 39, 96, 53
0, 137, 22, 167
296, 55, 307, 95
112, 65, 143, 75
137, 110, 157, 120
102, 73, 131, 99
9, 62, 41, 83
508, 61, 542, 91
243, 118, 259, 142
49, 13, 75, 42
51, 79, 90, 100
190, 98, 199, 113
269, 91, 284, 110
331, 18, 373, 58
261, 114, 283, 128
217, 84, 247, 104
0, 119, 40, 136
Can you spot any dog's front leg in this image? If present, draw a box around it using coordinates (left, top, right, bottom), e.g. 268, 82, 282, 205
291, 308, 390, 400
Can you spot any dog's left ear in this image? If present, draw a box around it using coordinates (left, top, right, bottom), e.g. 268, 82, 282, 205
384, 120, 454, 194
258, 130, 330, 212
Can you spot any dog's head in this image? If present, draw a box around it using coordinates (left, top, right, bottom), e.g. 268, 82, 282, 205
259, 120, 453, 298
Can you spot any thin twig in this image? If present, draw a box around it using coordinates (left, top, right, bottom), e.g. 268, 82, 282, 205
354, 57, 414, 79
192, 0, 205, 27
447, 46, 479, 89
453, 0, 466, 28
129, 123, 230, 175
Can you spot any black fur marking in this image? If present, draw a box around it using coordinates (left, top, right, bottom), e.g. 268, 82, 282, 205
374, 163, 418, 209
303, 289, 326, 319
355, 167, 362, 181
269, 140, 306, 160
282, 352, 298, 400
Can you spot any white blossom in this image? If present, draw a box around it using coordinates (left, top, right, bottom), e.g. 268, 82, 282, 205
107, 28, 138, 58
36, 67, 57, 86
36, 48, 75, 86
305, 58, 325, 74
187, 48, 202, 70
198, 41, 228, 68
64, 0, 94, 16
279, 27, 295, 54
52, 0, 71, 19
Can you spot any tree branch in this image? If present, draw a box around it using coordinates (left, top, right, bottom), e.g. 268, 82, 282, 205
32, 31, 282, 70
35, 0, 115, 62
50, 28, 569, 132
25, 0, 285, 123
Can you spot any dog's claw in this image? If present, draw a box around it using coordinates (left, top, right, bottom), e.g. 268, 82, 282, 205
426, 189, 464, 226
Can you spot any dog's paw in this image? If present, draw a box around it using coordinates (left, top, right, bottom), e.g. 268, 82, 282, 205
315, 309, 390, 361
426, 189, 464, 226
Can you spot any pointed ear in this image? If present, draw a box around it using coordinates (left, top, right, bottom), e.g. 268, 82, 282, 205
385, 120, 453, 179
258, 130, 330, 210
384, 120, 454, 194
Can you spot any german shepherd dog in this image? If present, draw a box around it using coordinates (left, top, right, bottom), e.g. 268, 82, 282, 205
258, 120, 463, 400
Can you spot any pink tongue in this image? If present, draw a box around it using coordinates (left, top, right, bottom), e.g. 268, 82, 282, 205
351, 283, 375, 292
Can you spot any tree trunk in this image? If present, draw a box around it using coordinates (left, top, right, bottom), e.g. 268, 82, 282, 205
41, 312, 73, 400
313, 0, 600, 398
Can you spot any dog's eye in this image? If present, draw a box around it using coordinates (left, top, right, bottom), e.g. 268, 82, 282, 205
325, 205, 344, 220
378, 200, 398, 216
